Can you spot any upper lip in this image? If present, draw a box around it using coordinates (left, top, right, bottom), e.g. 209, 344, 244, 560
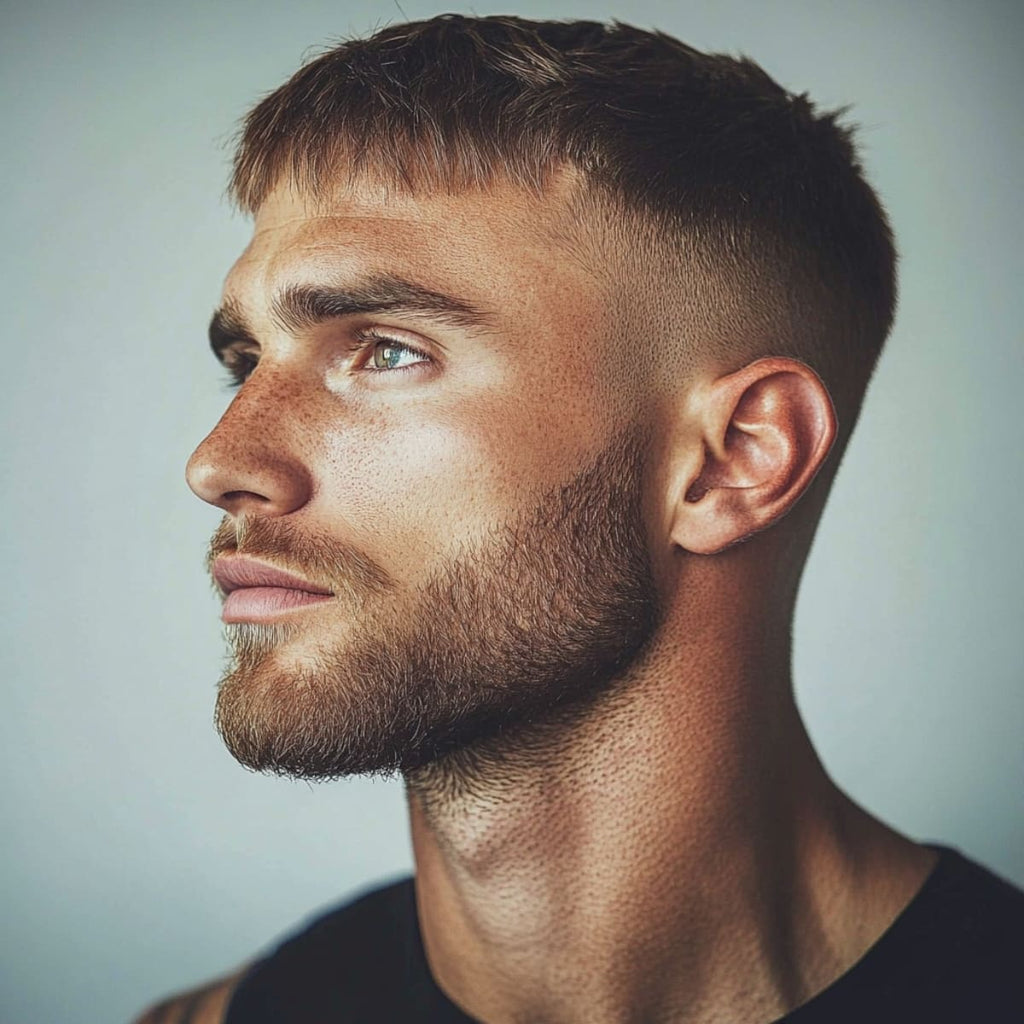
212, 556, 333, 596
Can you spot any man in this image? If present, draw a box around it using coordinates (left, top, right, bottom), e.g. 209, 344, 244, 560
138, 14, 1022, 1023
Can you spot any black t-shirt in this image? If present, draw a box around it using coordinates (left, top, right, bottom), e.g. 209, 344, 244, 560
224, 846, 1023, 1022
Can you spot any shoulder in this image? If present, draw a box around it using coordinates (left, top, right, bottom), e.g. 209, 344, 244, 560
787, 846, 1024, 1023
881, 847, 1024, 1015
223, 876, 428, 1022
129, 877, 416, 1024
864, 846, 1024, 997
913, 846, 1024, 969
131, 967, 247, 1024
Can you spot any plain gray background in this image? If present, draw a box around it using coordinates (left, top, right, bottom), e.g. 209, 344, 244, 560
2, 1, 1021, 1021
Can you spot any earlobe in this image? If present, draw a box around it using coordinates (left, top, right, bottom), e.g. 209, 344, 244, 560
671, 358, 837, 555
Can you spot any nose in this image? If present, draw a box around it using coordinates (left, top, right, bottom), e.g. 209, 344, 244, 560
185, 384, 313, 518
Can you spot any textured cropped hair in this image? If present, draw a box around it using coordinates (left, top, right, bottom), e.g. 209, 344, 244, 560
230, 14, 897, 432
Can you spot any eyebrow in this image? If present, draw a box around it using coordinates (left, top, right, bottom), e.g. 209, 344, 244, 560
207, 274, 497, 360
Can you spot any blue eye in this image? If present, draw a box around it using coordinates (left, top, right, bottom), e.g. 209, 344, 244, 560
366, 336, 431, 372
217, 332, 431, 390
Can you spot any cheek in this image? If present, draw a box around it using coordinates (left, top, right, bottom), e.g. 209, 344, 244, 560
314, 408, 522, 580
309, 356, 623, 580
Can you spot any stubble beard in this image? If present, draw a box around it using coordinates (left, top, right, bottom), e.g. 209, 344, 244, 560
211, 425, 662, 792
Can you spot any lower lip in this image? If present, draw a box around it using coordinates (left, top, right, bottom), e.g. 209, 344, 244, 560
222, 587, 334, 623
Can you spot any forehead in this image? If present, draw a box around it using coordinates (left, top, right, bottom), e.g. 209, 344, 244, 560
224, 171, 607, 318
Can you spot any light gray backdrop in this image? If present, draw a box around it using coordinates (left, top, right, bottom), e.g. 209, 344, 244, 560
2, 1, 1021, 1022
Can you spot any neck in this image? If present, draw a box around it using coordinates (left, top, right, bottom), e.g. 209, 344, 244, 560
403, 602, 933, 1024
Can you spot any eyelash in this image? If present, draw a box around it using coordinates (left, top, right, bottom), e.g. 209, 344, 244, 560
220, 329, 432, 390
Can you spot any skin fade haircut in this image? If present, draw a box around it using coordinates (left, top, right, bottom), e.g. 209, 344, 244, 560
206, 13, 902, 789
230, 13, 897, 438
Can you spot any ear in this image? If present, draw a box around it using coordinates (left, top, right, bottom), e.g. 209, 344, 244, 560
671, 357, 837, 555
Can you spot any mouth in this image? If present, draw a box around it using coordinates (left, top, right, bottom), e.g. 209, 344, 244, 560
212, 555, 334, 623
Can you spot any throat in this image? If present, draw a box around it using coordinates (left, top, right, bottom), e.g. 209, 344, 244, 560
400, 666, 935, 1024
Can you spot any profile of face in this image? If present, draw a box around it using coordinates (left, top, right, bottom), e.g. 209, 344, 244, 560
186, 178, 663, 783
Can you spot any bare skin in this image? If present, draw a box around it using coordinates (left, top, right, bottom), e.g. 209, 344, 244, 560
133, 969, 245, 1023
161, 172, 936, 1024
409, 603, 933, 1023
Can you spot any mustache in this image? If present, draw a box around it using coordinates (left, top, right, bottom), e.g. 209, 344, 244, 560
206, 515, 396, 600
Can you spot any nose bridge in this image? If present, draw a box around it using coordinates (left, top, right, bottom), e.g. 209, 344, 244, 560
186, 365, 314, 517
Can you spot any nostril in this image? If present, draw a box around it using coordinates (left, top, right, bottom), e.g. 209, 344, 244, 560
223, 490, 270, 504
221, 489, 277, 514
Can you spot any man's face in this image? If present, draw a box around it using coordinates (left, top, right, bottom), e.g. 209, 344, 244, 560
186, 175, 663, 780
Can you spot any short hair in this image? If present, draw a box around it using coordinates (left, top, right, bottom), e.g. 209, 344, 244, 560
230, 14, 897, 439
